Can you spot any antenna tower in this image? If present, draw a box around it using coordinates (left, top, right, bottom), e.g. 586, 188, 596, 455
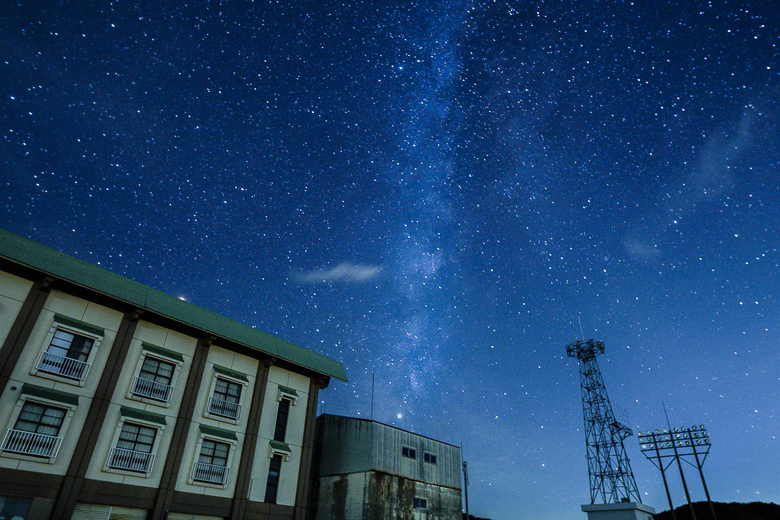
567, 338, 641, 504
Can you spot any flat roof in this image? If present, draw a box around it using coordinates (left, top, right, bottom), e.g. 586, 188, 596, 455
319, 413, 459, 447
0, 228, 347, 382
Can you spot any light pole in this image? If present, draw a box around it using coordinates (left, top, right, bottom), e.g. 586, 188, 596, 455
638, 424, 715, 520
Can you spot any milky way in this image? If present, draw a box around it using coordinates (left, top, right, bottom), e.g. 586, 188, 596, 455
2, 1, 779, 519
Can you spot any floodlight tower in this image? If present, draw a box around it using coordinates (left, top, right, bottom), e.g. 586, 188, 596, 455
567, 338, 641, 504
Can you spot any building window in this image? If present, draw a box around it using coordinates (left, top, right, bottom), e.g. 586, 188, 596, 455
264, 453, 282, 503
36, 328, 95, 381
402, 445, 416, 459
1, 402, 66, 458
424, 452, 437, 464
192, 439, 230, 485
208, 378, 242, 420
273, 398, 291, 442
0, 496, 32, 519
108, 422, 157, 473
131, 356, 175, 402
413, 497, 428, 510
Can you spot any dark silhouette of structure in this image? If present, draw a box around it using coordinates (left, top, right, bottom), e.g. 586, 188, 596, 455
567, 338, 641, 504
655, 501, 780, 520
638, 422, 716, 520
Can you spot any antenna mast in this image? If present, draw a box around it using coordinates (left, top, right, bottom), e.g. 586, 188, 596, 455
567, 338, 641, 504
461, 445, 470, 520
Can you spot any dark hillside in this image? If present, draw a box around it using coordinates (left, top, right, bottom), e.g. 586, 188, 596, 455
654, 501, 780, 520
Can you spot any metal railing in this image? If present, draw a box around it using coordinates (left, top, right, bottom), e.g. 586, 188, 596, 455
192, 461, 230, 485
131, 377, 174, 402
1, 429, 63, 458
207, 396, 242, 420
36, 351, 91, 381
108, 446, 155, 473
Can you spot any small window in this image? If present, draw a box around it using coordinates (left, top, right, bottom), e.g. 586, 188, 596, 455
192, 439, 231, 485
36, 329, 94, 381
424, 452, 437, 464
109, 422, 157, 473
131, 357, 176, 402
413, 497, 427, 510
2, 402, 66, 458
264, 453, 283, 503
402, 446, 416, 459
208, 378, 243, 420
273, 398, 291, 442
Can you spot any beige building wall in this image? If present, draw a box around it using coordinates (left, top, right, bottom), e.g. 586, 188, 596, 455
249, 365, 310, 506
84, 319, 197, 487
172, 345, 260, 496
0, 229, 345, 520
0, 271, 32, 346
0, 289, 122, 477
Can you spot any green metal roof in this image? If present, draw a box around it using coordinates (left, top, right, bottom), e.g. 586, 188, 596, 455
0, 228, 347, 382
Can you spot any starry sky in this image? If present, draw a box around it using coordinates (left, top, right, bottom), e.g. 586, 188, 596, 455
2, 1, 779, 519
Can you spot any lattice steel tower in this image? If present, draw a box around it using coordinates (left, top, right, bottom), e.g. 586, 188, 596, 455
567, 338, 641, 504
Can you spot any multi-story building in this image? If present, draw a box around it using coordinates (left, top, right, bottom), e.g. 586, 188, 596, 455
312, 414, 462, 520
0, 228, 347, 520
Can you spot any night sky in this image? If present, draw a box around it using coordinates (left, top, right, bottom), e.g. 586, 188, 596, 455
2, 1, 779, 519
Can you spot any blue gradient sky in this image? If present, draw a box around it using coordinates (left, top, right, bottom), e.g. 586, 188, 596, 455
2, 1, 779, 519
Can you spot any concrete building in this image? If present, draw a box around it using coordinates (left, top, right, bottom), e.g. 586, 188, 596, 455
0, 228, 347, 520
312, 414, 462, 520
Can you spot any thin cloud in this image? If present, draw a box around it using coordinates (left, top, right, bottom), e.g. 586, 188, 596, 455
623, 238, 661, 262
292, 263, 383, 284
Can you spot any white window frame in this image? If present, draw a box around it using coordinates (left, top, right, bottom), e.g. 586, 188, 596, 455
126, 348, 184, 408
188, 432, 238, 489
276, 385, 299, 406
203, 370, 248, 424
30, 318, 104, 386
102, 414, 166, 478
0, 394, 77, 464
268, 440, 292, 462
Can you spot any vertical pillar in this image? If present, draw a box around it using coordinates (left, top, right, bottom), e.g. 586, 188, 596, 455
230, 358, 274, 520
0, 276, 53, 396
691, 444, 717, 520
654, 445, 676, 520
673, 444, 697, 520
149, 336, 213, 520
51, 309, 143, 519
293, 376, 329, 520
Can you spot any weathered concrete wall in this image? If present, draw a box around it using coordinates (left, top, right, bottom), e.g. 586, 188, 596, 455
316, 473, 369, 520
315, 471, 461, 520
317, 415, 375, 477
369, 426, 461, 489
316, 415, 461, 489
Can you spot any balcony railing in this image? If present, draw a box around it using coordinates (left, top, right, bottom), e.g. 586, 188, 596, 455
108, 447, 155, 473
131, 377, 174, 402
192, 461, 230, 485
36, 351, 91, 381
207, 396, 242, 420
1, 429, 63, 458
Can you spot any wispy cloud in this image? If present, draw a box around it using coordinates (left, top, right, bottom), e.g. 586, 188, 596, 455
623, 238, 661, 262
291, 263, 383, 284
